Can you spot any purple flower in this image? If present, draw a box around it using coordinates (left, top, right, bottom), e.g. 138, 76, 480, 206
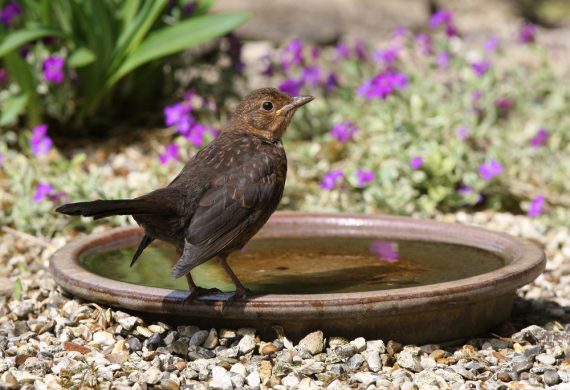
458, 186, 473, 195
409, 156, 423, 170
260, 55, 275, 77
330, 121, 358, 143
356, 168, 374, 187
184, 123, 207, 147
528, 195, 545, 217
164, 102, 190, 127
357, 70, 408, 100
519, 23, 536, 43
33, 182, 55, 202
335, 43, 350, 60
0, 1, 21, 27
373, 46, 399, 65
456, 126, 468, 140
182, 1, 196, 16
415, 33, 433, 56
0, 68, 8, 84
280, 39, 303, 70
471, 59, 491, 77
324, 72, 338, 92
369, 240, 399, 262
530, 128, 548, 148
42, 56, 65, 84
393, 26, 408, 39
429, 10, 453, 28
495, 98, 514, 114
321, 170, 344, 190
279, 78, 304, 96
0, 154, 4, 168
226, 33, 244, 72
479, 159, 503, 181
485, 36, 500, 52
159, 143, 179, 165
437, 52, 451, 69
429, 10, 458, 37
354, 39, 368, 60
30, 124, 52, 156
301, 66, 322, 87
310, 47, 320, 59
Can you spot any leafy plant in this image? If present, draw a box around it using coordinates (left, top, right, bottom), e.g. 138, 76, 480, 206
0, 0, 249, 132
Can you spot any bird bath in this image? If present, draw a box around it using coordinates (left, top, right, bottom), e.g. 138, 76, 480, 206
50, 212, 545, 344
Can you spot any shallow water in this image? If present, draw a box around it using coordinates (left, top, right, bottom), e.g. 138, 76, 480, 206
81, 237, 504, 294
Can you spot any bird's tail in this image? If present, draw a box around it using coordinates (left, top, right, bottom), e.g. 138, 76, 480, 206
56, 199, 158, 220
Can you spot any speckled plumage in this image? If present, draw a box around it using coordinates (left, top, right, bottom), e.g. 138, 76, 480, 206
56, 88, 313, 301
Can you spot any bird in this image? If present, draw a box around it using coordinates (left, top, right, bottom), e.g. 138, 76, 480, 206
56, 88, 314, 302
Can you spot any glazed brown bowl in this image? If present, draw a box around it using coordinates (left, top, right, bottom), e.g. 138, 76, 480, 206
49, 212, 545, 343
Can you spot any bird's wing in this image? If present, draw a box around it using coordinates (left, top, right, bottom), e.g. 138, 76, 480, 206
170, 154, 283, 278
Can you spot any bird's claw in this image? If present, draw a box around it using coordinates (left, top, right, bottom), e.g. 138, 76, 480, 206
183, 287, 222, 304
221, 288, 250, 312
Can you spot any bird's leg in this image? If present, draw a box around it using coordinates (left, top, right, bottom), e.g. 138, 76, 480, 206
183, 272, 221, 304
218, 256, 249, 303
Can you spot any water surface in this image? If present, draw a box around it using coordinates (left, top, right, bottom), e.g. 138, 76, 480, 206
81, 237, 504, 294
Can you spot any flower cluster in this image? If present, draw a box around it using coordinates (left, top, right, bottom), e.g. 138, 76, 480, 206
30, 124, 52, 156
43, 56, 66, 85
0, 1, 21, 27
357, 70, 407, 100
161, 92, 219, 164
330, 121, 358, 143
429, 10, 458, 37
321, 170, 344, 190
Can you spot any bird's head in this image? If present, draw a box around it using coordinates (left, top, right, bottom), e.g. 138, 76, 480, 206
227, 88, 314, 141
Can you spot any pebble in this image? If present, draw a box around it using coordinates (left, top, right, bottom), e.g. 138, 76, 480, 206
210, 367, 233, 390
543, 370, 560, 386
3, 210, 570, 389
189, 330, 208, 347
298, 331, 324, 355
238, 334, 256, 355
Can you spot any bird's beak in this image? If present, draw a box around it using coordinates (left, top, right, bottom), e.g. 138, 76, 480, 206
276, 95, 314, 116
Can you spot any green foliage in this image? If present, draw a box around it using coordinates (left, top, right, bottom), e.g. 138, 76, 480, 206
0, 0, 249, 132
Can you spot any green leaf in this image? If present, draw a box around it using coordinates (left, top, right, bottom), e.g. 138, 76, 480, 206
13, 278, 23, 301
111, 12, 250, 84
0, 93, 29, 126
0, 28, 66, 57
68, 47, 96, 68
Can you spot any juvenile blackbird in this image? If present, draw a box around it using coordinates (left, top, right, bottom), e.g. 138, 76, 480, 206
56, 88, 313, 302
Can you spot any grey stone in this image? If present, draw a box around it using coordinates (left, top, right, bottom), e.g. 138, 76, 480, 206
511, 355, 533, 373
188, 330, 208, 347
142, 367, 162, 385
171, 337, 189, 356
147, 333, 164, 350
347, 353, 365, 370
216, 346, 239, 359
543, 370, 560, 386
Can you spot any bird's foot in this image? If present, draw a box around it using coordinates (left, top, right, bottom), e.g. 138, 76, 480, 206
221, 287, 250, 310
183, 287, 222, 304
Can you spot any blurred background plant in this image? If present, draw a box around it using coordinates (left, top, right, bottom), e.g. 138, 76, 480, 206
0, 0, 249, 134
1, 0, 569, 238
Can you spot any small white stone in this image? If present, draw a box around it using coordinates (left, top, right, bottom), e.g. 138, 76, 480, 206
210, 367, 233, 390
246, 371, 260, 388
281, 372, 300, 387
350, 337, 366, 352
298, 331, 324, 355
367, 349, 382, 372
230, 362, 247, 377
92, 331, 115, 346
238, 335, 256, 355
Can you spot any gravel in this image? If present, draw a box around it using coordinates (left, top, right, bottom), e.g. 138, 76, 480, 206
0, 211, 568, 388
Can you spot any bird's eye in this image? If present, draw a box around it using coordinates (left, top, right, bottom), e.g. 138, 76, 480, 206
262, 101, 273, 111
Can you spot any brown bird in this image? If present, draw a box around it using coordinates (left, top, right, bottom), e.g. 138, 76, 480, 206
56, 88, 314, 302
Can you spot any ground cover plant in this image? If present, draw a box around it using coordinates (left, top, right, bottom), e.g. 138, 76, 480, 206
1, 7, 569, 239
